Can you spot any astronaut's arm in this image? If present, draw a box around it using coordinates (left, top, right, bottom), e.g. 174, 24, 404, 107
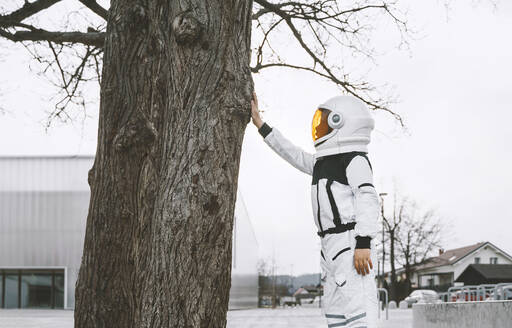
346, 155, 380, 249
258, 123, 315, 175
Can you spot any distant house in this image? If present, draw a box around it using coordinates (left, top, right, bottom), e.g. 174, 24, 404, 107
293, 286, 320, 297
456, 264, 512, 285
293, 287, 309, 296
293, 285, 322, 304
409, 242, 512, 290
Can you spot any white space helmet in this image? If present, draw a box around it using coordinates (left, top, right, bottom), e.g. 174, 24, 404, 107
311, 95, 374, 157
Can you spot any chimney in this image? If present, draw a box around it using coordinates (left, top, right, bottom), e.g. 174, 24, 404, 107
439, 248, 444, 255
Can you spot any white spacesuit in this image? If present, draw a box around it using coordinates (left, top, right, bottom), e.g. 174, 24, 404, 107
258, 96, 380, 328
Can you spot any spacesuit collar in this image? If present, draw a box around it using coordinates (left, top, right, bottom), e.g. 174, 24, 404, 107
314, 140, 369, 159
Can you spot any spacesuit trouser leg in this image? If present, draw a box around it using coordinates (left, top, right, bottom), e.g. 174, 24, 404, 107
321, 246, 378, 327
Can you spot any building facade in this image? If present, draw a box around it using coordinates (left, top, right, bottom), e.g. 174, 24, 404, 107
0, 156, 258, 309
456, 264, 512, 285
410, 242, 512, 290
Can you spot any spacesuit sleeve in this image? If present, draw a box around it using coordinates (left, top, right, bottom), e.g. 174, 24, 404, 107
346, 155, 380, 248
258, 123, 314, 175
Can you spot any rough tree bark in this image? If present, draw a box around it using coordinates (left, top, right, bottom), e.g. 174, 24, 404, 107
74, 1, 254, 327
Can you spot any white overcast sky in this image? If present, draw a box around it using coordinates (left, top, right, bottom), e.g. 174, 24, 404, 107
1, 1, 511, 275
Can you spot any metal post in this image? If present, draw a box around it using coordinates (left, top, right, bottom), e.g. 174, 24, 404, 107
447, 286, 464, 302
377, 260, 381, 288
377, 288, 389, 320
461, 286, 468, 301
385, 291, 388, 320
469, 286, 479, 301
478, 284, 496, 301
377, 295, 380, 319
477, 286, 485, 301
461, 285, 479, 302
318, 272, 322, 308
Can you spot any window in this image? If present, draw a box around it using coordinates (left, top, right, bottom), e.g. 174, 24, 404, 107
21, 272, 53, 308
5, 274, 19, 309
474, 257, 480, 264
490, 257, 498, 265
1, 269, 65, 309
54, 273, 65, 308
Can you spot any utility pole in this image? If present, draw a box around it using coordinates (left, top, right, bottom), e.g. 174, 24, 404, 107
379, 192, 388, 289
377, 260, 381, 288
319, 269, 322, 308
272, 249, 277, 309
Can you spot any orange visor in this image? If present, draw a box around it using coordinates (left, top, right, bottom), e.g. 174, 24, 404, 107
312, 108, 332, 141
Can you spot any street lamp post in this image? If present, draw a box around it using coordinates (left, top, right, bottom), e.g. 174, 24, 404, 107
379, 192, 388, 289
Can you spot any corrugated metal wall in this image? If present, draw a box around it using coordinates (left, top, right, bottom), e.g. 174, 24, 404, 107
230, 194, 259, 309
0, 156, 258, 309
0, 156, 93, 309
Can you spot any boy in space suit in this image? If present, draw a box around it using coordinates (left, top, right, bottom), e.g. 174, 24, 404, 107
251, 93, 379, 327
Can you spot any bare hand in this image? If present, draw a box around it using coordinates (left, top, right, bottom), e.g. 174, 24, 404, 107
354, 249, 373, 276
251, 92, 264, 129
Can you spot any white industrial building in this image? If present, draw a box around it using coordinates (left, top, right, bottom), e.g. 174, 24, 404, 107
0, 156, 258, 309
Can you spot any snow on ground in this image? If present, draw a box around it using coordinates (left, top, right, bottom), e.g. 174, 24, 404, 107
0, 309, 72, 328
227, 307, 412, 328
0, 307, 412, 328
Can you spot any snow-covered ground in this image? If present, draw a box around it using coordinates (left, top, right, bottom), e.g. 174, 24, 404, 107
227, 307, 412, 328
0, 307, 412, 328
0, 309, 72, 328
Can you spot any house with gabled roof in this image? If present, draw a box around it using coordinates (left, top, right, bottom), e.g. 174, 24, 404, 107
408, 242, 512, 290
456, 264, 512, 285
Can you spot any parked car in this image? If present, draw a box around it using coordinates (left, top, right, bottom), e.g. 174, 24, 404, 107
451, 290, 488, 302
281, 296, 298, 307
485, 288, 512, 301
404, 290, 438, 305
259, 296, 273, 308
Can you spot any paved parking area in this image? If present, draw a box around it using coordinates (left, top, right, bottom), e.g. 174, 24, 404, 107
0, 307, 412, 328
0, 309, 72, 328
227, 307, 412, 328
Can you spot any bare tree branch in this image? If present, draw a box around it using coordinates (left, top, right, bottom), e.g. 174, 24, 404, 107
0, 0, 106, 47
77, 0, 108, 20
252, 0, 409, 124
381, 190, 444, 297
3, 28, 105, 47
1, 0, 410, 126
0, 0, 106, 125
0, 0, 61, 24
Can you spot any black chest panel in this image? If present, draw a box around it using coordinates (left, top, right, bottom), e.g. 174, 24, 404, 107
312, 152, 370, 185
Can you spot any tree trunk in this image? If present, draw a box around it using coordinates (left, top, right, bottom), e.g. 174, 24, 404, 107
74, 1, 254, 327
389, 231, 398, 301
404, 248, 412, 296
404, 266, 411, 295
